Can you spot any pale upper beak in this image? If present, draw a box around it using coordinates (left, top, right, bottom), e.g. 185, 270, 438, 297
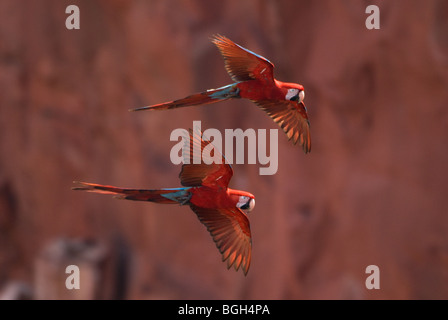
298, 90, 305, 103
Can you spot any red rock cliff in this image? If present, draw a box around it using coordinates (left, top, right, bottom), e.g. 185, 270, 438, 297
0, 0, 447, 299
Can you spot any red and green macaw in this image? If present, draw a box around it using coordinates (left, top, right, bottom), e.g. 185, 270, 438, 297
132, 35, 311, 153
73, 129, 254, 275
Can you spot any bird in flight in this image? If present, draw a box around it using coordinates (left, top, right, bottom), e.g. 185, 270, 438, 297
73, 129, 255, 275
131, 34, 311, 153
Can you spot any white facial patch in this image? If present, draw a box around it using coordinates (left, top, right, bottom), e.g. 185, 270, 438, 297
286, 88, 299, 101
237, 196, 250, 208
236, 196, 255, 212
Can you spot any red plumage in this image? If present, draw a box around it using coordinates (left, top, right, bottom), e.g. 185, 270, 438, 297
73, 129, 254, 275
131, 35, 312, 153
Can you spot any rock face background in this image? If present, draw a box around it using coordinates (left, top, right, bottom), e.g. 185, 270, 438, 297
0, 0, 447, 299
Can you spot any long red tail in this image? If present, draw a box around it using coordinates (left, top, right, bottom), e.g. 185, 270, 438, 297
129, 83, 239, 111
72, 182, 191, 204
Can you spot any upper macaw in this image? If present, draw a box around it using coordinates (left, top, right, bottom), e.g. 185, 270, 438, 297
131, 34, 311, 153
72, 129, 254, 275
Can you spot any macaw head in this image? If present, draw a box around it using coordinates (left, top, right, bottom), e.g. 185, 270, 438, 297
236, 195, 256, 213
284, 84, 305, 103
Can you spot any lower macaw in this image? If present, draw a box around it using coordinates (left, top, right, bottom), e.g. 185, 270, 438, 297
73, 129, 255, 275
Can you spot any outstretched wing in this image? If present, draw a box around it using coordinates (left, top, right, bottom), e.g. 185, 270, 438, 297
179, 128, 233, 189
253, 100, 311, 153
189, 204, 252, 275
212, 34, 274, 83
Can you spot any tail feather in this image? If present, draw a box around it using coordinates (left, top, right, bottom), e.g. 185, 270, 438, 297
72, 181, 191, 204
130, 83, 240, 111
